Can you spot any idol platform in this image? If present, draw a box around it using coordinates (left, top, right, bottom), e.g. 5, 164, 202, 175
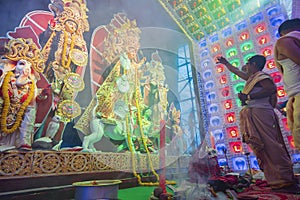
0, 150, 189, 200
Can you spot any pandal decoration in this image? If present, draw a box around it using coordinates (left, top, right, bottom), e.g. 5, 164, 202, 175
70, 48, 88, 66
57, 73, 84, 121
64, 73, 85, 91
57, 100, 81, 122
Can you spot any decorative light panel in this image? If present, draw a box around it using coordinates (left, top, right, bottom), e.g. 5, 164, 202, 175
159, 0, 295, 171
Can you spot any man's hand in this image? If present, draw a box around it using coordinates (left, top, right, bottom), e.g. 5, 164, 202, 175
238, 92, 248, 106
216, 56, 229, 65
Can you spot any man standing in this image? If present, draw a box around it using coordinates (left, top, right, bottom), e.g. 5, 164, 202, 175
217, 55, 299, 194
274, 18, 300, 151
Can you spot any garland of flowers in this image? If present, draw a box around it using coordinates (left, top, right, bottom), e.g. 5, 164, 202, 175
135, 88, 160, 185
124, 62, 177, 186
62, 30, 76, 69
0, 71, 35, 134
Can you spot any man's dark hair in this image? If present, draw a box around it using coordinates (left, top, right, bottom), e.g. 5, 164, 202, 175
249, 55, 266, 71
278, 18, 300, 35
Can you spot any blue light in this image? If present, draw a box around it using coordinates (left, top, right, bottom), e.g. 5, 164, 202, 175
208, 103, 218, 113
266, 5, 280, 16
235, 20, 247, 31
203, 69, 212, 79
250, 156, 260, 169
205, 80, 215, 89
209, 34, 219, 43
213, 129, 224, 141
270, 15, 286, 27
201, 59, 210, 68
232, 157, 247, 170
292, 154, 300, 163
250, 12, 264, 24
216, 144, 227, 155
222, 27, 232, 38
199, 39, 207, 47
206, 92, 216, 101
201, 49, 209, 57
210, 116, 221, 126
218, 158, 227, 167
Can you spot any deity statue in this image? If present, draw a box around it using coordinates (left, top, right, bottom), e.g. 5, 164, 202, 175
36, 0, 88, 146
75, 13, 173, 155
0, 38, 46, 150
167, 103, 184, 155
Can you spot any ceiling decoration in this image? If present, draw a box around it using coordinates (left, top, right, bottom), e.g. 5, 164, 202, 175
158, 0, 278, 41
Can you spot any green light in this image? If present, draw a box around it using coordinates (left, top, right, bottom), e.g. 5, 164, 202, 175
217, 17, 230, 29
200, 15, 212, 26
196, 7, 207, 18
227, 1, 241, 12
204, 25, 217, 34
241, 41, 254, 52
208, 0, 222, 11
236, 98, 243, 107
212, 8, 226, 20
231, 73, 240, 81
233, 83, 245, 94
194, 32, 205, 41
243, 53, 256, 63
231, 9, 245, 21
226, 48, 238, 58
230, 59, 240, 67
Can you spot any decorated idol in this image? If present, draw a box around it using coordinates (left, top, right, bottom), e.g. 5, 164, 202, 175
0, 38, 45, 150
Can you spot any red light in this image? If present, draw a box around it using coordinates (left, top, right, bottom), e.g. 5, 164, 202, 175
282, 118, 290, 131
270, 72, 282, 83
213, 54, 222, 63
212, 44, 221, 53
223, 99, 232, 110
277, 86, 286, 98
225, 38, 235, 47
229, 141, 243, 153
255, 23, 266, 34
221, 87, 230, 97
261, 46, 272, 57
239, 31, 249, 41
216, 64, 224, 73
257, 34, 270, 45
287, 135, 295, 148
226, 126, 239, 138
225, 112, 235, 123
266, 59, 276, 69
220, 75, 227, 84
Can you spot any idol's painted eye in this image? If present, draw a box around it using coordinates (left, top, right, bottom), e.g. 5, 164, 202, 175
18, 61, 25, 65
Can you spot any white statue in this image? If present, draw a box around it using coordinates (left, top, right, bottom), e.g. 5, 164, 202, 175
81, 96, 104, 152
45, 115, 61, 139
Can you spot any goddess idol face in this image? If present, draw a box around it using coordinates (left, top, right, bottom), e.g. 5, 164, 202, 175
15, 59, 32, 76
65, 19, 78, 33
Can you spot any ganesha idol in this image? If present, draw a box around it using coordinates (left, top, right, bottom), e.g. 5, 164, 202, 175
0, 38, 51, 151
